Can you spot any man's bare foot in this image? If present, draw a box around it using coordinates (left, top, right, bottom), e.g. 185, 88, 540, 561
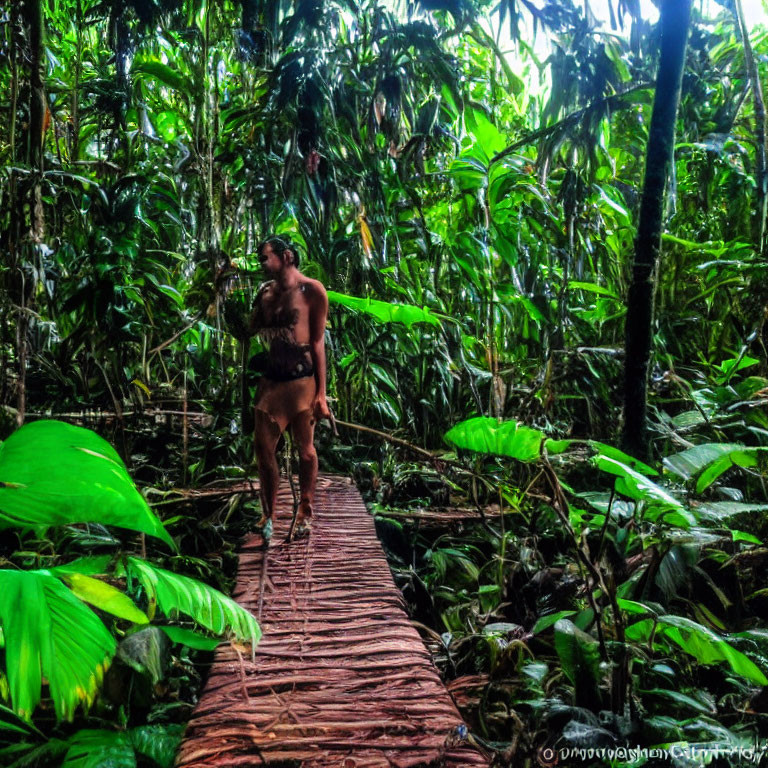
288, 501, 312, 541
256, 513, 273, 544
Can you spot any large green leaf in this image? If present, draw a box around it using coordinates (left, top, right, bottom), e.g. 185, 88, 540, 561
544, 439, 658, 475
0, 570, 115, 721
159, 625, 221, 651
56, 573, 148, 625
463, 106, 506, 165
132, 60, 193, 96
593, 455, 689, 524
60, 725, 183, 768
691, 501, 768, 523
126, 558, 260, 647
531, 610, 576, 634
0, 421, 173, 547
129, 724, 184, 768
444, 417, 544, 461
327, 291, 441, 328
663, 443, 744, 480
585, 442, 658, 476
61, 730, 135, 768
626, 615, 768, 685
663, 443, 768, 493
553, 619, 602, 706
640, 688, 716, 715
48, 556, 114, 576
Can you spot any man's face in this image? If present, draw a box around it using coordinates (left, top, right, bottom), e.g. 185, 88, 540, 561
258, 243, 285, 276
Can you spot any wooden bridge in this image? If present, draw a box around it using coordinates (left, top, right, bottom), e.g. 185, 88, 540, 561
176, 475, 488, 768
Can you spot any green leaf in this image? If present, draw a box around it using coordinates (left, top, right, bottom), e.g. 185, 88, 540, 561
56, 573, 148, 624
670, 409, 707, 430
593, 455, 686, 515
0, 421, 174, 547
587, 442, 658, 476
617, 598, 657, 617
731, 530, 762, 545
626, 615, 768, 685
531, 611, 576, 634
0, 570, 115, 721
664, 443, 768, 493
159, 625, 221, 651
61, 730, 135, 768
0, 738, 69, 765
553, 619, 601, 700
464, 107, 506, 164
48, 556, 113, 576
152, 111, 187, 142
544, 438, 572, 455
717, 355, 759, 379
126, 558, 260, 646
663, 443, 745, 481
696, 448, 767, 494
129, 724, 184, 768
543, 439, 657, 475
567, 281, 619, 299
369, 362, 397, 391
640, 688, 715, 715
0, 702, 45, 739
444, 417, 544, 461
133, 60, 193, 96
692, 501, 768, 523
327, 291, 441, 328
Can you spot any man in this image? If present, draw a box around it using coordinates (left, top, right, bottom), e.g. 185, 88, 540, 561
249, 236, 331, 541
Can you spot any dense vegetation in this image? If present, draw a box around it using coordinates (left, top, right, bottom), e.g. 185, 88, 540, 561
2, 0, 768, 765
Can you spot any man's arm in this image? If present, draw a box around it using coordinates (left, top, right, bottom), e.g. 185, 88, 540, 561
249, 281, 271, 335
308, 282, 331, 420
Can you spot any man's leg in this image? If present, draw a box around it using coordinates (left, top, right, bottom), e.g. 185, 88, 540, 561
253, 407, 283, 537
290, 408, 317, 534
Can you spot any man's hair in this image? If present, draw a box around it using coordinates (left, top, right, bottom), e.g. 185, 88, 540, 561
259, 236, 300, 267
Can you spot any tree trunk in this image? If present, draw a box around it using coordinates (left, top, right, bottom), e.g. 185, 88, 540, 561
621, 0, 692, 459
733, 0, 767, 257
23, 0, 45, 179
14, 0, 46, 427
71, 0, 83, 161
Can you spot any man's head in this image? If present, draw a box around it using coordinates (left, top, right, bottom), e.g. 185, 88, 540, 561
257, 236, 300, 275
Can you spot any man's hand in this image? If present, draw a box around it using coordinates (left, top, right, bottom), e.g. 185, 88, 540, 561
313, 394, 332, 422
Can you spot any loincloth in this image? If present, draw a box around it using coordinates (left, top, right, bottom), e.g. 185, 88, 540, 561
254, 376, 317, 431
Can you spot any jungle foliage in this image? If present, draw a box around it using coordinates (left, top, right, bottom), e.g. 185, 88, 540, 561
2, 0, 768, 765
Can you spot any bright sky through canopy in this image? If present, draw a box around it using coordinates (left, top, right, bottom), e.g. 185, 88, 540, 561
588, 0, 768, 28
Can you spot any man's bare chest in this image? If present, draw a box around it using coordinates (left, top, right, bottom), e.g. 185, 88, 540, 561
259, 286, 310, 332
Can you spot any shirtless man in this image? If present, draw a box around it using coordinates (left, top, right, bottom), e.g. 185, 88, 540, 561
250, 237, 331, 540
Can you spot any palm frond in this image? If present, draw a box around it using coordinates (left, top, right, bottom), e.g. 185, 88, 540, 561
125, 558, 261, 648
0, 571, 115, 722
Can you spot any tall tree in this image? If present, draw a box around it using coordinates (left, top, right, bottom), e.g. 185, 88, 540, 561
12, 0, 46, 426
732, 0, 767, 256
621, 0, 692, 459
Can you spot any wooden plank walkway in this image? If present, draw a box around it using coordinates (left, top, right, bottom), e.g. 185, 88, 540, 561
176, 475, 488, 768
